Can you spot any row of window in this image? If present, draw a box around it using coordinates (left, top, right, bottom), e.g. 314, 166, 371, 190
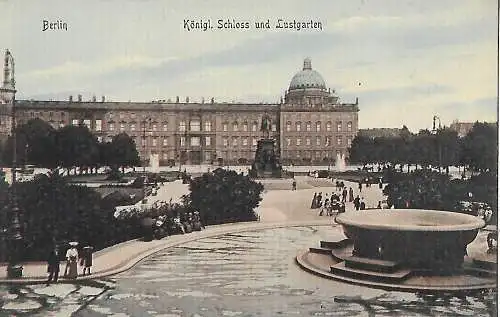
285, 136, 353, 147
285, 121, 353, 132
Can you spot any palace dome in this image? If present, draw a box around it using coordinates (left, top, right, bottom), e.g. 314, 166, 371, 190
289, 58, 326, 90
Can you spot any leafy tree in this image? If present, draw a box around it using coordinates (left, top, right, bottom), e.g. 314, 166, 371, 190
460, 122, 498, 173
2, 119, 57, 168
107, 133, 140, 172
186, 168, 264, 225
55, 125, 100, 174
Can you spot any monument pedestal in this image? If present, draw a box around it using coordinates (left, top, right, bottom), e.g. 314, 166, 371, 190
249, 138, 283, 178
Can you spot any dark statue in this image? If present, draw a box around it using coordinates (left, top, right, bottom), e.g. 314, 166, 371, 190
249, 115, 283, 178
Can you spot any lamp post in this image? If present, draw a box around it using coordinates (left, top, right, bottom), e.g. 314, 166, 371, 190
141, 118, 151, 204
1, 50, 23, 278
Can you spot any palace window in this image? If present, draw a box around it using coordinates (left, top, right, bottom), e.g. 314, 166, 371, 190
180, 136, 186, 147
179, 121, 186, 132
190, 120, 201, 132
296, 122, 301, 132
223, 123, 228, 132
337, 121, 342, 132
191, 136, 200, 146
223, 138, 229, 146
326, 121, 332, 132
306, 122, 311, 132
205, 136, 211, 146
243, 122, 248, 132
95, 120, 102, 132
252, 122, 258, 132
316, 121, 321, 132
286, 121, 292, 132
347, 121, 353, 132
233, 122, 238, 131
204, 121, 211, 132
163, 138, 168, 146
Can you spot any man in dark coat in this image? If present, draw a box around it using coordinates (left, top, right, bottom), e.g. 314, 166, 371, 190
47, 246, 62, 284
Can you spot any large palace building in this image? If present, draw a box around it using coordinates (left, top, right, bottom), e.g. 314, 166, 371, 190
0, 52, 359, 165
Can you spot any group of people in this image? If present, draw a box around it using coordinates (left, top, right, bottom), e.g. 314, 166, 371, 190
310, 192, 346, 216
47, 241, 93, 284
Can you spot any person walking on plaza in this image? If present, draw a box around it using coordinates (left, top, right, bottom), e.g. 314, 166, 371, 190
360, 198, 366, 210
80, 245, 94, 276
348, 187, 354, 202
47, 245, 62, 285
311, 193, 317, 209
353, 196, 360, 211
64, 242, 79, 279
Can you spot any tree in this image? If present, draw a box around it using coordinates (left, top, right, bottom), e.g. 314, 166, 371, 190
55, 125, 100, 174
186, 168, 264, 225
460, 122, 498, 173
106, 133, 140, 172
2, 119, 57, 168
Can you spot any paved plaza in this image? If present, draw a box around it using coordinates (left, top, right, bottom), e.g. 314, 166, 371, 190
0, 176, 384, 284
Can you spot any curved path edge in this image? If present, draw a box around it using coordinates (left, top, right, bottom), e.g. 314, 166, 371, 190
295, 249, 497, 294
0, 219, 335, 285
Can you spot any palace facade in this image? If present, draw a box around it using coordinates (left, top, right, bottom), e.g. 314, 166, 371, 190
0, 54, 359, 165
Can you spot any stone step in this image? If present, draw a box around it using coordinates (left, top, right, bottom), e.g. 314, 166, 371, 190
464, 267, 497, 278
320, 239, 351, 249
472, 257, 497, 271
344, 255, 400, 273
309, 247, 333, 255
331, 261, 412, 283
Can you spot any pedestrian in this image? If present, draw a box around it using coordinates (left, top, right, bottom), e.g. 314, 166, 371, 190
64, 242, 79, 279
354, 196, 360, 211
47, 245, 61, 285
348, 187, 354, 202
360, 198, 366, 210
311, 193, 317, 209
80, 245, 94, 276
342, 188, 347, 203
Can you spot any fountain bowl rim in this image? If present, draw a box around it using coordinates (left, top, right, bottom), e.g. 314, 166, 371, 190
335, 209, 485, 232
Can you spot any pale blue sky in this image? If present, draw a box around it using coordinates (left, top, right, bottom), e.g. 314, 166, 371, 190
1, 0, 497, 131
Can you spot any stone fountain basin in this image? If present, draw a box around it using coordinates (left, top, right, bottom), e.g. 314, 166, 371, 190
336, 209, 485, 270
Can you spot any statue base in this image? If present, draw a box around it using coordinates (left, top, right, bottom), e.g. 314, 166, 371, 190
249, 138, 283, 179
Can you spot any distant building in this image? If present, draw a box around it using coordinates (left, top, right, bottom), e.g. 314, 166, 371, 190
358, 128, 402, 139
0, 53, 359, 165
449, 120, 497, 138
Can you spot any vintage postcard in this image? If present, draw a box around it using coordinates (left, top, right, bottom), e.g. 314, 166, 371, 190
0, 0, 497, 316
